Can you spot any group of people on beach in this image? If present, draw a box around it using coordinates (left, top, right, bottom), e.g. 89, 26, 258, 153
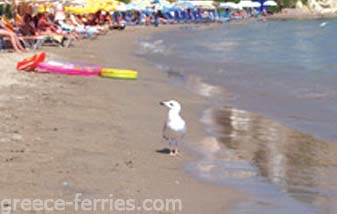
0, 7, 127, 53
0, 2, 273, 53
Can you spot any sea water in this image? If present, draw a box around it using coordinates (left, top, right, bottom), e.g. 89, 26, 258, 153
137, 19, 337, 214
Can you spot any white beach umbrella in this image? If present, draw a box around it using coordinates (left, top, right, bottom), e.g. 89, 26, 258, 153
151, 0, 170, 11
218, 2, 239, 9
238, 0, 254, 8
116, 3, 127, 11
68, 0, 86, 6
263, 0, 277, 6
252, 1, 261, 7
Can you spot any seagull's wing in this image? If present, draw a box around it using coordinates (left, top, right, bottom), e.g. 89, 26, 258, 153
163, 123, 186, 143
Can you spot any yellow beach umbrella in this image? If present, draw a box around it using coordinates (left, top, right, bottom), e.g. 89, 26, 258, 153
65, 0, 121, 14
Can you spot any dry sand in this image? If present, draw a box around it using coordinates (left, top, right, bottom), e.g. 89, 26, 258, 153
0, 26, 241, 213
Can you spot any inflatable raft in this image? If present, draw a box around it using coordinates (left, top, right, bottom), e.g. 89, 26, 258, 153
100, 68, 138, 80
16, 52, 46, 71
36, 60, 101, 76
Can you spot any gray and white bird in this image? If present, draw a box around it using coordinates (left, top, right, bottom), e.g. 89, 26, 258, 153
160, 100, 186, 156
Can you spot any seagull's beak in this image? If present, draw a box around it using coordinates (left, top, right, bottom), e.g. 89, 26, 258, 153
160, 101, 165, 106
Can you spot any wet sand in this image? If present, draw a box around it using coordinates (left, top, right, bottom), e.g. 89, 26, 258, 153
0, 26, 241, 213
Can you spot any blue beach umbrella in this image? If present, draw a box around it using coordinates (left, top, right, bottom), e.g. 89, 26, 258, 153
150, 0, 171, 11
172, 1, 196, 9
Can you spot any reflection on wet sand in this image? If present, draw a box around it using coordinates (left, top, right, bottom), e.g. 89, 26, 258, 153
187, 106, 337, 213
212, 107, 337, 205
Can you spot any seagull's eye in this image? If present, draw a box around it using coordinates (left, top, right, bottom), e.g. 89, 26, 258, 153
169, 103, 174, 107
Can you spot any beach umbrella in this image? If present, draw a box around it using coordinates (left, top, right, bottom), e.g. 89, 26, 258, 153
192, 1, 216, 10
172, 1, 195, 9
126, 2, 145, 10
218, 2, 239, 9
263, 0, 277, 6
238, 0, 254, 8
252, 1, 261, 7
116, 2, 127, 11
150, 0, 170, 11
65, 0, 121, 14
68, 0, 86, 6
132, 0, 151, 7
97, 0, 121, 11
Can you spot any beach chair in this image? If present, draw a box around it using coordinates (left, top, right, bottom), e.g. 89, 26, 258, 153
180, 11, 191, 23
207, 10, 218, 21
139, 13, 147, 25
174, 11, 183, 23
120, 12, 129, 25
163, 12, 176, 24
192, 10, 204, 23
195, 10, 211, 22
222, 12, 232, 22
127, 13, 136, 25
112, 12, 120, 25
1, 16, 45, 50
186, 10, 195, 22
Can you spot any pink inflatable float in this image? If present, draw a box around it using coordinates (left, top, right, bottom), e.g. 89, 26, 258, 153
36, 60, 101, 76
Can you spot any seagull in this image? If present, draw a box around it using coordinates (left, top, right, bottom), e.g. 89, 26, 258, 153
160, 100, 186, 156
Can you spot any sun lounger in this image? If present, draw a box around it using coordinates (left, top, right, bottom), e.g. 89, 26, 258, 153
180, 11, 191, 23
174, 11, 183, 23
1, 17, 45, 50
112, 12, 120, 24
163, 13, 176, 24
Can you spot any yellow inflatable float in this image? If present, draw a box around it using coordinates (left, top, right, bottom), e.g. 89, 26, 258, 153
100, 68, 138, 80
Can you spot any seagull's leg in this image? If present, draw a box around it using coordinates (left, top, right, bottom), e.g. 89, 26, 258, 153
175, 144, 179, 155
169, 140, 175, 156
172, 140, 178, 156
170, 140, 178, 156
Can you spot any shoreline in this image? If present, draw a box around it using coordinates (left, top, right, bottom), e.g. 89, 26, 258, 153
136, 22, 337, 213
0, 25, 242, 213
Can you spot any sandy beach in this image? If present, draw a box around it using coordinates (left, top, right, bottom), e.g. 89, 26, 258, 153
0, 26, 242, 213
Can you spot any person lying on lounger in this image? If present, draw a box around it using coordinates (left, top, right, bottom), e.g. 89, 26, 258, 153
0, 20, 25, 52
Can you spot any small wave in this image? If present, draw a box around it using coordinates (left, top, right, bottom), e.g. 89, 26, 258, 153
199, 40, 239, 53
184, 75, 223, 98
136, 39, 172, 56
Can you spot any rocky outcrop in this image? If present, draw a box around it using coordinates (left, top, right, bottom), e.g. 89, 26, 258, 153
297, 0, 337, 14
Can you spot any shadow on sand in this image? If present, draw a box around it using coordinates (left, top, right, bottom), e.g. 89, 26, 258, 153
156, 148, 171, 154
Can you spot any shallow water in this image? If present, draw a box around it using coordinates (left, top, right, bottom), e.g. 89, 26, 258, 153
136, 19, 337, 213
138, 19, 337, 142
